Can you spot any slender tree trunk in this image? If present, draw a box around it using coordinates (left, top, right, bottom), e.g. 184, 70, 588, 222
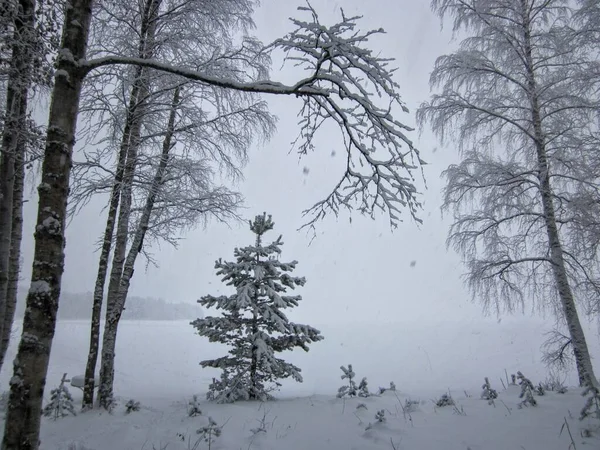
0, 122, 16, 364
250, 238, 260, 399
97, 0, 161, 409
114, 87, 180, 307
82, 64, 149, 410
1, 0, 93, 448
520, 0, 598, 389
96, 78, 146, 409
98, 85, 179, 408
0, 97, 26, 367
0, 0, 35, 374
83, 0, 164, 408
250, 312, 258, 398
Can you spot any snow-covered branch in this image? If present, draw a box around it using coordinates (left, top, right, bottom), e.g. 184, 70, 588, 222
80, 3, 423, 228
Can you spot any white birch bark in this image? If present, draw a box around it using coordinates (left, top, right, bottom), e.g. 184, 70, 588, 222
82, 0, 163, 410
97, 0, 161, 409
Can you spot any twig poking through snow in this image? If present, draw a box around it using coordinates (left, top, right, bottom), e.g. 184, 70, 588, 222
559, 417, 577, 450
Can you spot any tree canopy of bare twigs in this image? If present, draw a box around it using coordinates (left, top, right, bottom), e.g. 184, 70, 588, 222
418, 0, 600, 388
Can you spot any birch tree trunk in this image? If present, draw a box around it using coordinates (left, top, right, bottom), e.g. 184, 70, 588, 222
81, 68, 146, 409
1, 0, 93, 448
520, 0, 597, 388
0, 0, 35, 374
98, 85, 178, 408
97, 0, 161, 409
0, 96, 26, 367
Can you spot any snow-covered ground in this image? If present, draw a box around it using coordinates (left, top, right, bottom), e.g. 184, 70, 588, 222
1, 317, 599, 449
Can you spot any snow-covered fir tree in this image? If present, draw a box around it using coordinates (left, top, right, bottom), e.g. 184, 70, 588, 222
42, 374, 77, 420
191, 213, 324, 403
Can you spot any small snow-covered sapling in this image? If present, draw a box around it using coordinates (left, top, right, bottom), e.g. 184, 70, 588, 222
196, 417, 222, 450
358, 377, 370, 398
481, 377, 498, 403
535, 383, 545, 396
188, 394, 202, 417
43, 373, 77, 420
378, 381, 397, 395
542, 373, 567, 394
125, 399, 141, 414
365, 410, 386, 431
517, 371, 537, 408
337, 364, 358, 398
337, 364, 370, 398
435, 393, 455, 407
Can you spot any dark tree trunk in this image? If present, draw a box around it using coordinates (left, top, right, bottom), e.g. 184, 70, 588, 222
0, 96, 26, 367
0, 0, 34, 374
1, 0, 93, 448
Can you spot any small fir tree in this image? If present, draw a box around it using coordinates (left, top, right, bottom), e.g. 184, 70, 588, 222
517, 371, 537, 408
196, 417, 222, 450
481, 377, 498, 402
435, 393, 455, 407
191, 213, 323, 403
337, 364, 358, 398
43, 374, 77, 420
125, 399, 141, 414
188, 395, 202, 417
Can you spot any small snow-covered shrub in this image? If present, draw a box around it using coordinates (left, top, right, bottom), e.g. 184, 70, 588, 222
517, 371, 537, 408
435, 393, 455, 407
357, 377, 370, 398
188, 394, 202, 417
125, 399, 141, 414
197, 417, 222, 450
378, 381, 397, 395
535, 383, 545, 396
337, 364, 370, 398
541, 372, 567, 394
43, 374, 76, 420
337, 364, 357, 398
481, 377, 498, 402
365, 410, 386, 431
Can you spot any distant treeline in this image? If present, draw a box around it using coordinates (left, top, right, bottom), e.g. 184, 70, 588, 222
15, 288, 204, 321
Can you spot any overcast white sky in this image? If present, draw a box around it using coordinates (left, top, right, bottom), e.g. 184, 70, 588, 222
18, 0, 493, 324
